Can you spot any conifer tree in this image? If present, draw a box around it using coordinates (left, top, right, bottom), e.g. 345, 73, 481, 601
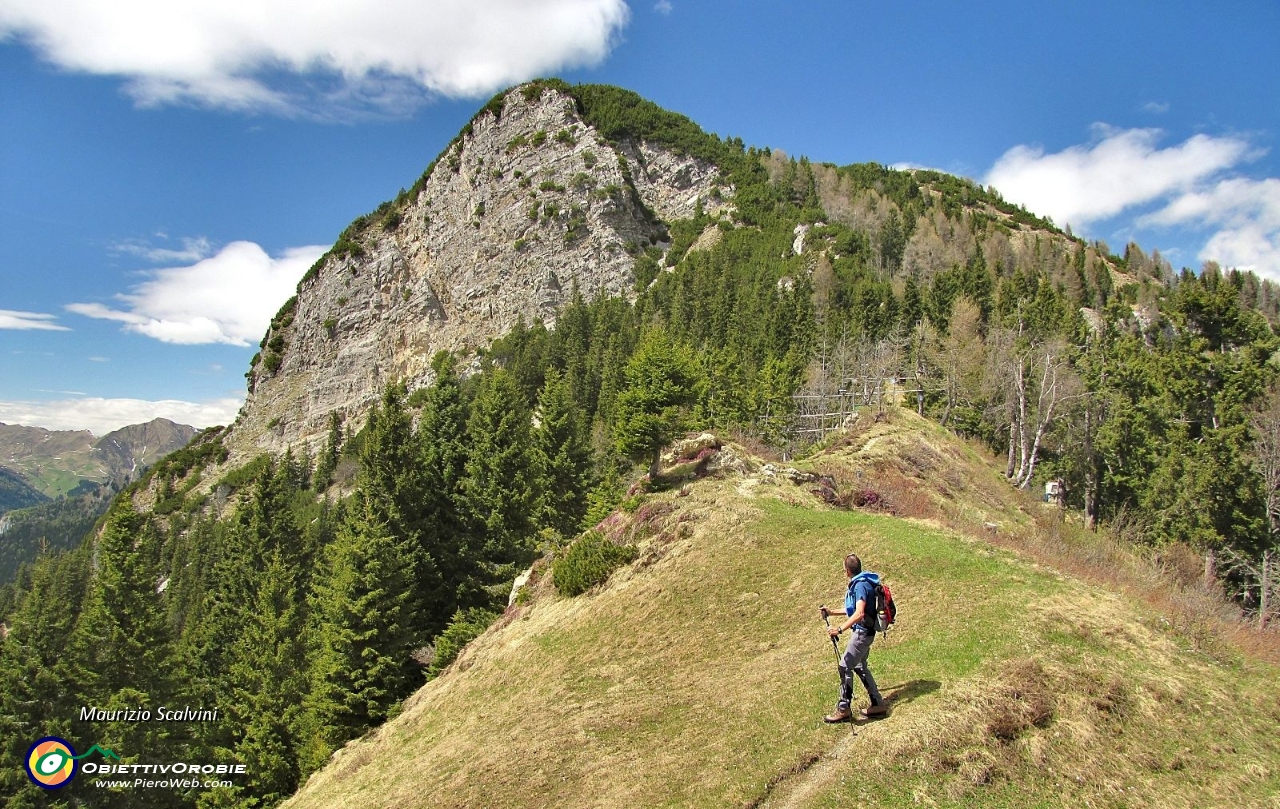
359, 383, 443, 636
459, 369, 537, 608
312, 411, 343, 490
180, 461, 305, 761
225, 548, 307, 806
72, 502, 173, 705
614, 328, 700, 478
418, 352, 471, 621
753, 356, 802, 446
0, 550, 90, 803
238, 458, 302, 570
68, 502, 183, 780
306, 492, 416, 755
900, 274, 925, 329
534, 369, 593, 537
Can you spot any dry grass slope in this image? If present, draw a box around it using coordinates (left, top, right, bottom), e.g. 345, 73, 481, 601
286, 410, 1280, 809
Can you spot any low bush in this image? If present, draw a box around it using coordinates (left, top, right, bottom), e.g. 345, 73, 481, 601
552, 531, 637, 597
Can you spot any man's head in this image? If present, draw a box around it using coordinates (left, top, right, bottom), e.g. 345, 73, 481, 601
844, 553, 862, 578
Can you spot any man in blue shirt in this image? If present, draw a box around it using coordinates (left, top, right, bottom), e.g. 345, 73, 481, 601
821, 553, 887, 722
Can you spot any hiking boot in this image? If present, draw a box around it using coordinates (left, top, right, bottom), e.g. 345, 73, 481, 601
823, 706, 853, 723
860, 703, 889, 718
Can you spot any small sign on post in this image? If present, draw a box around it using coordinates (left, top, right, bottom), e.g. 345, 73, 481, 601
1044, 479, 1064, 505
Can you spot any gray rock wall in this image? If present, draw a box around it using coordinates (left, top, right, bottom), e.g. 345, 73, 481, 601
226, 85, 728, 461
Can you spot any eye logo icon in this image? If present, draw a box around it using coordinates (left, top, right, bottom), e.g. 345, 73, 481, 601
25, 737, 76, 789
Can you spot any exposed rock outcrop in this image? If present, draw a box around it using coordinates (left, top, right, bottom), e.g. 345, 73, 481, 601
228, 84, 730, 460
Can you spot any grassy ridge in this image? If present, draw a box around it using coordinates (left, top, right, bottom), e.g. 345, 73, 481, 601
285, 425, 1280, 809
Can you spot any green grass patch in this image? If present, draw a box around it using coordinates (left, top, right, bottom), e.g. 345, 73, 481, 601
286, 479, 1280, 809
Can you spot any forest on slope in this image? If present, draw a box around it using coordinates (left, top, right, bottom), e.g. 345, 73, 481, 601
1, 82, 1278, 808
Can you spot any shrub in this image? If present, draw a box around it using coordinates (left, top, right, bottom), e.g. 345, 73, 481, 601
215, 454, 272, 492
564, 206, 587, 243
426, 608, 498, 679
552, 531, 637, 597
593, 184, 623, 203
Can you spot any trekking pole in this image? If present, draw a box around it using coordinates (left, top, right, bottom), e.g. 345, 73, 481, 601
819, 606, 845, 680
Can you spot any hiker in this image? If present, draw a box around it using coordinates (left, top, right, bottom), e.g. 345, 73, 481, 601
821, 553, 887, 722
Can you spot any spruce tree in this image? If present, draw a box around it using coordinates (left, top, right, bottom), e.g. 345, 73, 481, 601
613, 328, 700, 478
306, 493, 417, 756
68, 502, 183, 786
312, 411, 343, 490
71, 502, 173, 705
534, 369, 593, 537
226, 548, 307, 806
459, 369, 537, 609
418, 352, 471, 621
359, 383, 444, 637
0, 550, 90, 804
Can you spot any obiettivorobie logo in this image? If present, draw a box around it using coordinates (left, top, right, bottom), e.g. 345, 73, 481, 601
24, 737, 120, 789
24, 736, 246, 791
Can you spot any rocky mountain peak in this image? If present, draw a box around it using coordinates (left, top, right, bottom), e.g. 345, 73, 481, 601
228, 82, 731, 460
0, 417, 196, 502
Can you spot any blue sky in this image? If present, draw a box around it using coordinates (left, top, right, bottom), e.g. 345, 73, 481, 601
2, 0, 1277, 434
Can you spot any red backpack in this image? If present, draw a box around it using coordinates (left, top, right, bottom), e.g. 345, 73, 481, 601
872, 582, 897, 633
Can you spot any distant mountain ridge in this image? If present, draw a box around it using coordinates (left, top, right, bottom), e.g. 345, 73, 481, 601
0, 418, 197, 501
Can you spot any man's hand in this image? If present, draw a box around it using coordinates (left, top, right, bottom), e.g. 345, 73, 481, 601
828, 626, 841, 637
819, 605, 830, 618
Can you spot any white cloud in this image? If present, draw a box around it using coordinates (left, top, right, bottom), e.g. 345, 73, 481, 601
654, 1, 674, 14
0, 309, 70, 331
984, 126, 1254, 229
0, 396, 242, 435
986, 126, 1280, 279
1142, 101, 1170, 114
113, 235, 213, 264
67, 241, 327, 346
0, 0, 630, 115
1141, 177, 1280, 278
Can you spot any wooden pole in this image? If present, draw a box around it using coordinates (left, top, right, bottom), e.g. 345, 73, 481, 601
1261, 549, 1271, 630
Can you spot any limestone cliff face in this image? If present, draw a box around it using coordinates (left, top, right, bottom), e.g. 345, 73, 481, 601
226, 85, 728, 460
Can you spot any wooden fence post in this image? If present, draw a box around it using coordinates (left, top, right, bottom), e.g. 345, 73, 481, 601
1262, 549, 1272, 630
